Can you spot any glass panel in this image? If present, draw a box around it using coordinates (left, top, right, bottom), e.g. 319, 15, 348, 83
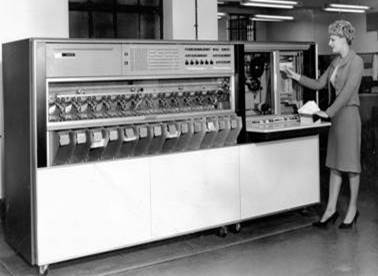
69, 11, 89, 38
244, 52, 274, 115
117, 13, 138, 38
140, 12, 160, 39
279, 51, 304, 114
229, 15, 249, 41
93, 12, 114, 38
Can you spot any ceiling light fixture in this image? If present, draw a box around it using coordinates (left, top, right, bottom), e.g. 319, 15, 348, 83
329, 3, 370, 10
248, 0, 298, 4
324, 3, 370, 13
251, 18, 284, 22
241, 2, 294, 9
324, 7, 367, 13
241, 0, 297, 9
254, 14, 294, 20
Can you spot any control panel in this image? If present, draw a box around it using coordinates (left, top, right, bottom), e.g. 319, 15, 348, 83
45, 42, 241, 167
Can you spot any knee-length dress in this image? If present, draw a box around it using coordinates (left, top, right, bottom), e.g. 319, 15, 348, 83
326, 101, 361, 173
299, 50, 363, 173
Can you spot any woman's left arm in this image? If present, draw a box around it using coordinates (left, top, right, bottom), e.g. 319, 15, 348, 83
325, 57, 363, 118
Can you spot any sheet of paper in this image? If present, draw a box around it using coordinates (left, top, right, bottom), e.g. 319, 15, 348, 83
298, 100, 320, 115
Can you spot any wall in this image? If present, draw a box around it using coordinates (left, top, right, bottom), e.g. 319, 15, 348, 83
163, 0, 196, 39
218, 9, 378, 54
197, 0, 218, 40
0, 0, 69, 198
255, 22, 268, 41
264, 10, 378, 55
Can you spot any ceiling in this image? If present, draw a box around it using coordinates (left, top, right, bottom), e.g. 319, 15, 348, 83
219, 0, 378, 11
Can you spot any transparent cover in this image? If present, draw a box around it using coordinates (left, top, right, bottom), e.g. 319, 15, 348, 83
279, 51, 304, 114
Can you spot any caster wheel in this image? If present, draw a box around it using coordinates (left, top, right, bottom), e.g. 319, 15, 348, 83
217, 226, 228, 238
230, 223, 241, 233
38, 265, 49, 275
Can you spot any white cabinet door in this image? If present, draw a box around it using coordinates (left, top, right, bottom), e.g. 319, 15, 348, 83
36, 159, 151, 265
150, 147, 240, 238
240, 136, 320, 219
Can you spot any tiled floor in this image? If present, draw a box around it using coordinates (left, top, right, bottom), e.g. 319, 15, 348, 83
0, 174, 377, 275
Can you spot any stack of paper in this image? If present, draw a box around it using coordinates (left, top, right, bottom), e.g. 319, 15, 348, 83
298, 101, 321, 124
298, 100, 320, 115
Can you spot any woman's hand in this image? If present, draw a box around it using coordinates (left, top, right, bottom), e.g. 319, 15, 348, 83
283, 66, 301, 81
315, 110, 329, 118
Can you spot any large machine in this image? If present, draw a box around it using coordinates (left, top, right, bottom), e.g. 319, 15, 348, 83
3, 39, 324, 275
234, 41, 329, 141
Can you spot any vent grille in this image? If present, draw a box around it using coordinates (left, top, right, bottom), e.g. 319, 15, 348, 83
130, 47, 180, 71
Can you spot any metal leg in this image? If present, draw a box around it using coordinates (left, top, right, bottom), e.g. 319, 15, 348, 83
231, 223, 241, 233
38, 264, 49, 275
217, 226, 228, 237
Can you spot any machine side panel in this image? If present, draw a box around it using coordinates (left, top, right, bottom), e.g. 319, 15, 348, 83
36, 42, 47, 168
240, 136, 320, 219
2, 39, 33, 263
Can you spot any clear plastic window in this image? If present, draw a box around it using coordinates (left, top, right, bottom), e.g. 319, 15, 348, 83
279, 51, 304, 114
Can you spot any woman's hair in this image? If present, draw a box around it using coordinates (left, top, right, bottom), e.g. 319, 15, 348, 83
328, 20, 356, 45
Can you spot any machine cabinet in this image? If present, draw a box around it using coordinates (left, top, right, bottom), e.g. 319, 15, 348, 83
150, 147, 240, 238
240, 136, 320, 219
36, 159, 151, 265
2, 39, 323, 273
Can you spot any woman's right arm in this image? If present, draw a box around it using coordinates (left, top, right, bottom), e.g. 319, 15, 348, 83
297, 66, 331, 90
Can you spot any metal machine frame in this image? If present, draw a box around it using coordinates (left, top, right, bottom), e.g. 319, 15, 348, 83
234, 41, 324, 142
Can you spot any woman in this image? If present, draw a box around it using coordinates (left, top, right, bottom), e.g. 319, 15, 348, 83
284, 20, 363, 229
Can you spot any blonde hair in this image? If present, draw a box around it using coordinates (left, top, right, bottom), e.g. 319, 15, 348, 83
328, 20, 356, 45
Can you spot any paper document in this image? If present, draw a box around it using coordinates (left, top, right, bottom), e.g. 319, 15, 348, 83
279, 62, 294, 72
298, 100, 320, 115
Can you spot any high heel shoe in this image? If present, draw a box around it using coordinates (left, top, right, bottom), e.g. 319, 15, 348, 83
312, 211, 339, 228
339, 210, 359, 229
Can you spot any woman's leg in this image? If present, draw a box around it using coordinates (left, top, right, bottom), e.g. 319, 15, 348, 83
343, 172, 360, 223
321, 169, 343, 221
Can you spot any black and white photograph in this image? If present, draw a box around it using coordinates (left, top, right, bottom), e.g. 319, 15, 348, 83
0, 0, 377, 275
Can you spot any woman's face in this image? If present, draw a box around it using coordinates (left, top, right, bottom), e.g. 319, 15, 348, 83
328, 35, 347, 54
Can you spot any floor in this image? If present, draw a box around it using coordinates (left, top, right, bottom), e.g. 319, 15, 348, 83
0, 169, 377, 275
119, 175, 378, 276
